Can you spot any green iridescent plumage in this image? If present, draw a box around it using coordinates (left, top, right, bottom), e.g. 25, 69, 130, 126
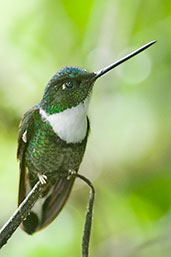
56, 66, 88, 79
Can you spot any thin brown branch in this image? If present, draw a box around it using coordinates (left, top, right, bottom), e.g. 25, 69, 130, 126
72, 173, 95, 257
0, 180, 46, 248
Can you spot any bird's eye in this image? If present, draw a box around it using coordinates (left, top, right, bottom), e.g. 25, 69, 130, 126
62, 81, 73, 90
61, 81, 73, 90
65, 81, 73, 89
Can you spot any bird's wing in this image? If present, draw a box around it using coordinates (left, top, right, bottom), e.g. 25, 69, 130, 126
17, 106, 40, 205
38, 175, 75, 231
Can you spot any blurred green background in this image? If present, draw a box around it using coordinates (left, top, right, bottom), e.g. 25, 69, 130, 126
0, 0, 171, 256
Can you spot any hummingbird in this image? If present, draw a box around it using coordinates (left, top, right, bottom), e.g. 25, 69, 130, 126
17, 40, 156, 234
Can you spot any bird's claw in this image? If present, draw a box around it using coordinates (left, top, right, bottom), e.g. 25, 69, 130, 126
38, 174, 47, 184
67, 169, 76, 180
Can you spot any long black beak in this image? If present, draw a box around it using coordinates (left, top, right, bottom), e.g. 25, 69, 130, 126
93, 40, 157, 80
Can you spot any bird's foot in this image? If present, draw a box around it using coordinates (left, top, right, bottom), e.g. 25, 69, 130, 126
38, 174, 47, 184
67, 169, 76, 180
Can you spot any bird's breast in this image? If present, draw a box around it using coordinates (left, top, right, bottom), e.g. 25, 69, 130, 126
39, 99, 89, 143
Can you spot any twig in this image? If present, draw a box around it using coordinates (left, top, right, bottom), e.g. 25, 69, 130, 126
0, 180, 46, 248
71, 173, 95, 257
0, 173, 95, 257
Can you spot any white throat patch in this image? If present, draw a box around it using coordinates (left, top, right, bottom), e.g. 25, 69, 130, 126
39, 98, 90, 143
